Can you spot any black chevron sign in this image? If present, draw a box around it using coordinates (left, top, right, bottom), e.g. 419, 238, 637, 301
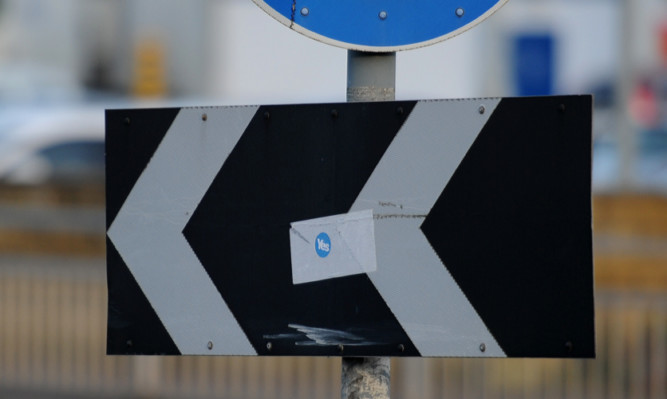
106, 96, 594, 358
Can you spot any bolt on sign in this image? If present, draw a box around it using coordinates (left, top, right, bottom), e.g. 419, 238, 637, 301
106, 96, 595, 358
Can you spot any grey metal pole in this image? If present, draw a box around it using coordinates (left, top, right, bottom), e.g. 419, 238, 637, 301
341, 357, 391, 399
347, 51, 396, 102
341, 49, 395, 399
618, 0, 637, 189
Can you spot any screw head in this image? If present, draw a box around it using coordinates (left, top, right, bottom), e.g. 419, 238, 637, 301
207, 341, 213, 350
396, 106, 404, 116
479, 343, 486, 352
331, 109, 339, 118
565, 341, 573, 353
456, 8, 465, 17
379, 11, 388, 20
478, 105, 486, 114
266, 342, 273, 351
124, 117, 131, 126
398, 344, 405, 352
201, 113, 208, 121
263, 111, 270, 120
338, 344, 344, 352
300, 7, 309, 16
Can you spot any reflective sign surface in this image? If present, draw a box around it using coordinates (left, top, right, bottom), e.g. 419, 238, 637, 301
252, 0, 508, 51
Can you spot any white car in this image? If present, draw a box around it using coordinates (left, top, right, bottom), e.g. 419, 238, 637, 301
0, 106, 105, 185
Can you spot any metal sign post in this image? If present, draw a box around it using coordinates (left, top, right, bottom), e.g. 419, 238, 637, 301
347, 51, 396, 102
343, 49, 396, 398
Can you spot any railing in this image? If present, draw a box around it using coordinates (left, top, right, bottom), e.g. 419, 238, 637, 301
1, 256, 665, 399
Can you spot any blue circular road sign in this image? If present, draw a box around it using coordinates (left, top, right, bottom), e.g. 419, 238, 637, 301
252, 0, 508, 52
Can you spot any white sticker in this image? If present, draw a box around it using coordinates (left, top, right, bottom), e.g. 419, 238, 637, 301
289, 209, 377, 285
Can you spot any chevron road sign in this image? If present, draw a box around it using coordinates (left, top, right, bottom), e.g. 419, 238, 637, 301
106, 96, 594, 358
251, 0, 508, 52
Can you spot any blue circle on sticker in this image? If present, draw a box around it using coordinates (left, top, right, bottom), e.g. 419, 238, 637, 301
315, 232, 331, 258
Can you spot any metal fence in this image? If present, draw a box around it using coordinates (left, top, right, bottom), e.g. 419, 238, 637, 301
1, 255, 665, 399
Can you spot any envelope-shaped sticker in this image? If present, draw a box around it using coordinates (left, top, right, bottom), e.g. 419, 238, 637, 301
289, 209, 377, 284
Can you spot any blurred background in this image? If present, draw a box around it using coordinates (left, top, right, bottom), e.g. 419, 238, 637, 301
0, 0, 665, 398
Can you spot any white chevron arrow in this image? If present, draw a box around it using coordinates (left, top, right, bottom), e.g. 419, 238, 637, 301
349, 99, 507, 357
107, 107, 258, 355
